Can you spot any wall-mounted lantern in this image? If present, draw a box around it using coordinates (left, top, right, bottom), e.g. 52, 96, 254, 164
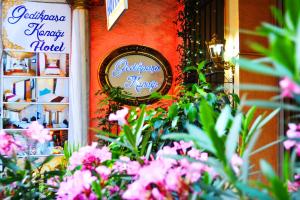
206, 34, 231, 70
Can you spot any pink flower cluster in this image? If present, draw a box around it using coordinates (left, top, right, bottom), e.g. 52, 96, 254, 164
0, 131, 22, 157
56, 143, 115, 199
113, 156, 141, 176
108, 107, 129, 126
57, 170, 97, 200
288, 174, 300, 192
121, 141, 215, 200
279, 77, 300, 98
23, 121, 52, 143
68, 142, 112, 170
47, 176, 61, 188
231, 154, 243, 175
284, 123, 300, 156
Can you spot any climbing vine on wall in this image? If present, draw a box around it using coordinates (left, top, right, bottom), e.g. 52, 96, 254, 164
175, 0, 224, 84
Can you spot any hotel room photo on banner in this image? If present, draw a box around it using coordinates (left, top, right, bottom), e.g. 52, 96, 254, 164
37, 104, 69, 129
37, 78, 69, 103
2, 104, 69, 130
2, 104, 37, 129
1, 51, 69, 77
1, 51, 38, 76
3, 78, 36, 102
0, 0, 72, 154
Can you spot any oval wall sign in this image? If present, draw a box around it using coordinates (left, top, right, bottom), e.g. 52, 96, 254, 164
99, 45, 173, 105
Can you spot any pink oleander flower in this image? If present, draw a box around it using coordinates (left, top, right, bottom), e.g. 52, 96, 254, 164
113, 156, 141, 176
96, 166, 111, 181
0, 130, 22, 157
107, 185, 120, 195
138, 159, 170, 185
122, 180, 150, 200
23, 121, 51, 143
183, 159, 213, 183
123, 141, 213, 200
279, 77, 300, 98
108, 107, 129, 126
173, 141, 193, 154
47, 176, 60, 188
151, 188, 166, 200
288, 175, 300, 192
165, 167, 183, 191
57, 170, 97, 200
231, 154, 243, 175
156, 146, 178, 167
68, 142, 112, 170
284, 123, 300, 156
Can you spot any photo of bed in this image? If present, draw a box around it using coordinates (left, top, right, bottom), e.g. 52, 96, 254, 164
37, 79, 69, 103
3, 78, 36, 102
37, 104, 69, 129
38, 53, 69, 77
1, 51, 37, 76
2, 104, 37, 129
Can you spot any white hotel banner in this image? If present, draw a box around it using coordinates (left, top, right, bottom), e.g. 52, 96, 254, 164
2, 1, 71, 53
106, 0, 128, 30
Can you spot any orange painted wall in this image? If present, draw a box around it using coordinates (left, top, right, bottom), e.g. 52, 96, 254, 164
89, 0, 180, 142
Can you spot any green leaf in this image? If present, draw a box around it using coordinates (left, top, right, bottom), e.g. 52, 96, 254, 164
187, 105, 197, 123
35, 155, 54, 169
268, 33, 295, 77
295, 17, 300, 76
250, 139, 283, 156
235, 182, 272, 200
199, 100, 225, 161
63, 142, 70, 160
241, 128, 262, 182
260, 160, 290, 200
145, 142, 153, 160
161, 133, 195, 141
244, 106, 256, 130
24, 159, 32, 171
183, 66, 198, 72
199, 99, 215, 135
92, 181, 102, 199
246, 115, 263, 143
0, 155, 20, 172
238, 58, 283, 77
140, 131, 151, 156
123, 125, 136, 148
238, 84, 280, 92
168, 104, 178, 119
259, 23, 291, 39
215, 105, 231, 137
257, 108, 280, 129
171, 116, 179, 128
153, 120, 164, 129
135, 105, 146, 146
271, 6, 284, 26
91, 128, 119, 138
245, 100, 300, 112
260, 160, 276, 178
96, 134, 133, 151
283, 151, 291, 181
186, 124, 216, 154
226, 113, 243, 162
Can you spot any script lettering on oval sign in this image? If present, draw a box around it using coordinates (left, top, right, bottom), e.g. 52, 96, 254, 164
99, 45, 172, 105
